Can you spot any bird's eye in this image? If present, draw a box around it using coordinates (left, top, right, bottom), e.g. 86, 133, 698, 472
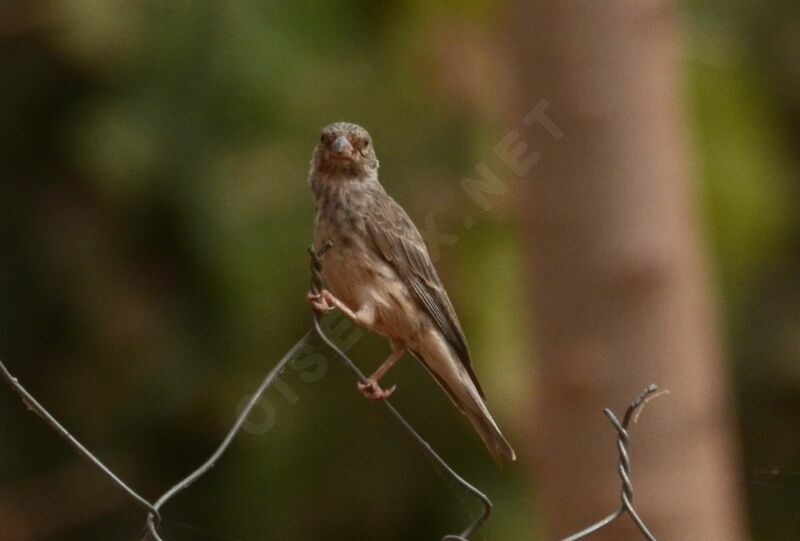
320, 134, 326, 143
360, 139, 370, 149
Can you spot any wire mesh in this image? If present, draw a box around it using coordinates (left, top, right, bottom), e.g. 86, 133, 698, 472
0, 243, 664, 540
559, 385, 665, 541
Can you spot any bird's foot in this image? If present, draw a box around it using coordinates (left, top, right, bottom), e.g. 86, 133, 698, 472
306, 290, 334, 314
357, 379, 396, 401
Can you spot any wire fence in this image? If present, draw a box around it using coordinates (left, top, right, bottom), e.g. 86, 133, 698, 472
0, 245, 664, 541
559, 384, 666, 541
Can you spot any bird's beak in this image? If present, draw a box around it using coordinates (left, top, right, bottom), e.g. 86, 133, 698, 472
332, 135, 353, 157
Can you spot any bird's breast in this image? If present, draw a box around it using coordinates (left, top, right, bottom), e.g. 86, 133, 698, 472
313, 197, 424, 343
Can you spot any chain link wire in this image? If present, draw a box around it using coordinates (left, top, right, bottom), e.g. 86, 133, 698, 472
560, 385, 664, 541
0, 244, 663, 541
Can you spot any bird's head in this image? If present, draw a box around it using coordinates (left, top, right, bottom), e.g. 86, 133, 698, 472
310, 122, 379, 181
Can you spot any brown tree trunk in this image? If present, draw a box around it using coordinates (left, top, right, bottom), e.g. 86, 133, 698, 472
509, 2, 748, 539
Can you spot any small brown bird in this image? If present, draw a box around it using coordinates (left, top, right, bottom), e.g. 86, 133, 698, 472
307, 122, 516, 463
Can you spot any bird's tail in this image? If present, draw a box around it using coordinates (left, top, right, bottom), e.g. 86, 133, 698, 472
413, 334, 516, 464
462, 388, 516, 464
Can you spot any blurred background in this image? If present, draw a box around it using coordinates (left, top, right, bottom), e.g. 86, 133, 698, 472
0, 1, 798, 540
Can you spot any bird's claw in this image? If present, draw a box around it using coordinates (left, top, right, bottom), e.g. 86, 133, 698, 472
306, 290, 334, 314
357, 379, 396, 401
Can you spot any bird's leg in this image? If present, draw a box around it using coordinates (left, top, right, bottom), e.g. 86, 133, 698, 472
358, 347, 405, 401
306, 289, 352, 316
306, 289, 334, 314
308, 289, 374, 328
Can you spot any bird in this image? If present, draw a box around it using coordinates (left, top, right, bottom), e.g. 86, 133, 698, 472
307, 121, 516, 463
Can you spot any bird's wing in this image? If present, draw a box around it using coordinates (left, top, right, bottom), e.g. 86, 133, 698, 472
366, 196, 485, 398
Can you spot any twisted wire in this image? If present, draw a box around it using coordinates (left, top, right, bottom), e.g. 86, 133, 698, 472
560, 385, 661, 541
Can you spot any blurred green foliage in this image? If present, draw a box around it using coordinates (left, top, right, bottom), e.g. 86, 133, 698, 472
0, 0, 798, 540
688, 2, 800, 539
